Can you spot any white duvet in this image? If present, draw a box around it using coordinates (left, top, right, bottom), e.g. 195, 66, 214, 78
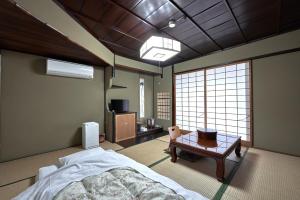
13, 150, 207, 200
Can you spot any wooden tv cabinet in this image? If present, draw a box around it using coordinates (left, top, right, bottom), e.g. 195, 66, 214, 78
114, 112, 136, 142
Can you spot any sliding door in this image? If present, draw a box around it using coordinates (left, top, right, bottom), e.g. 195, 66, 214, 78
175, 61, 251, 143
175, 71, 205, 131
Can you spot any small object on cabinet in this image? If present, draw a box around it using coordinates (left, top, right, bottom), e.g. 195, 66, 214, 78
146, 118, 155, 129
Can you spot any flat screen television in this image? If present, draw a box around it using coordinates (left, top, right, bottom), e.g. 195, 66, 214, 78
110, 99, 129, 113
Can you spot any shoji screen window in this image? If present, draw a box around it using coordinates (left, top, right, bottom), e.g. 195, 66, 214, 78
157, 92, 171, 120
175, 61, 251, 142
206, 62, 251, 141
176, 71, 205, 131
139, 78, 145, 118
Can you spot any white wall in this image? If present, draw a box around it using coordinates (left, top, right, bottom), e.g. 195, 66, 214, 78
252, 51, 300, 155
154, 66, 173, 131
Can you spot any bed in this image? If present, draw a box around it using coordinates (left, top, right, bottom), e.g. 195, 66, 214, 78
13, 148, 207, 200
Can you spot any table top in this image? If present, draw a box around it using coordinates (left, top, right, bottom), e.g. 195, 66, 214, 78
171, 131, 241, 156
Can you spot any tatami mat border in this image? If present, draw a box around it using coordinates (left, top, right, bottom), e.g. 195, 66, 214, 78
155, 138, 170, 143
0, 176, 35, 188
213, 148, 249, 200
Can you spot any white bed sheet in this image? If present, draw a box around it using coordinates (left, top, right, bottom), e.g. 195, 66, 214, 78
35, 165, 58, 182
13, 150, 207, 200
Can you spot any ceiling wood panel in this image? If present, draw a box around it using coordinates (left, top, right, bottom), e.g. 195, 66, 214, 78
81, 0, 109, 20
0, 0, 106, 66
182, 33, 219, 53
232, 0, 279, 24
1, 0, 300, 68
59, 0, 84, 12
172, 0, 196, 8
183, 0, 222, 17
114, 0, 143, 10
127, 22, 154, 39
116, 14, 142, 33
169, 0, 223, 50
206, 19, 235, 36
105, 0, 202, 59
97, 3, 125, 26
280, 0, 300, 31
75, 14, 97, 30
115, 36, 142, 50
223, 0, 247, 41
135, 29, 159, 41
193, 2, 227, 23
230, 0, 280, 41
145, 2, 179, 28
165, 20, 196, 39
240, 15, 278, 40
133, 0, 169, 19
211, 27, 245, 47
179, 45, 200, 57
205, 19, 245, 47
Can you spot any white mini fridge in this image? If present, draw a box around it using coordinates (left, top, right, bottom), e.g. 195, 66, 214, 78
82, 122, 99, 149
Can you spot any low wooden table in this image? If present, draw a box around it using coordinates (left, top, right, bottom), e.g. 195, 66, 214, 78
170, 132, 241, 182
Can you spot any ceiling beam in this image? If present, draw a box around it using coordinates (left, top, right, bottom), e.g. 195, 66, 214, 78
223, 0, 247, 42
13, 0, 162, 73
53, 1, 144, 44
107, 0, 203, 56
169, 0, 223, 50
54, 0, 141, 57
52, 0, 114, 54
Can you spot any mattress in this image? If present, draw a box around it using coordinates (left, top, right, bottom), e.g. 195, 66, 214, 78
13, 149, 207, 200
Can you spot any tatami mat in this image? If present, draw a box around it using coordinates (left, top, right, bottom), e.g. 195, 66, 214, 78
0, 141, 122, 187
118, 139, 169, 166
1, 139, 299, 200
100, 141, 123, 151
152, 156, 236, 199
0, 147, 82, 187
156, 135, 170, 143
0, 178, 34, 200
222, 148, 300, 200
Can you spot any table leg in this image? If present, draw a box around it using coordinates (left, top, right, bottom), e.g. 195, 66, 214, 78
170, 145, 177, 163
235, 139, 241, 157
216, 158, 225, 182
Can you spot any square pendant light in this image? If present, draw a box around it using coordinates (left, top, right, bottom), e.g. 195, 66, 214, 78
140, 36, 181, 62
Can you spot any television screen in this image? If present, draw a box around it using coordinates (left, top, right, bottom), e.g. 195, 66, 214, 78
111, 99, 129, 113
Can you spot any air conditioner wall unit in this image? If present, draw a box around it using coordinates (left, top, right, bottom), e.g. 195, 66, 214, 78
46, 59, 94, 79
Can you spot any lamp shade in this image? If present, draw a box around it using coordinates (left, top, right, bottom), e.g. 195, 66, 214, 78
140, 36, 181, 62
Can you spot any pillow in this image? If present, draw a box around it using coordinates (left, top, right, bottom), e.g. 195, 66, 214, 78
36, 165, 58, 182
58, 147, 104, 166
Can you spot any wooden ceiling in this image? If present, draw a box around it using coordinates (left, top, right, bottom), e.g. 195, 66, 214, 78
0, 0, 299, 67
0, 0, 107, 66
56, 0, 300, 66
